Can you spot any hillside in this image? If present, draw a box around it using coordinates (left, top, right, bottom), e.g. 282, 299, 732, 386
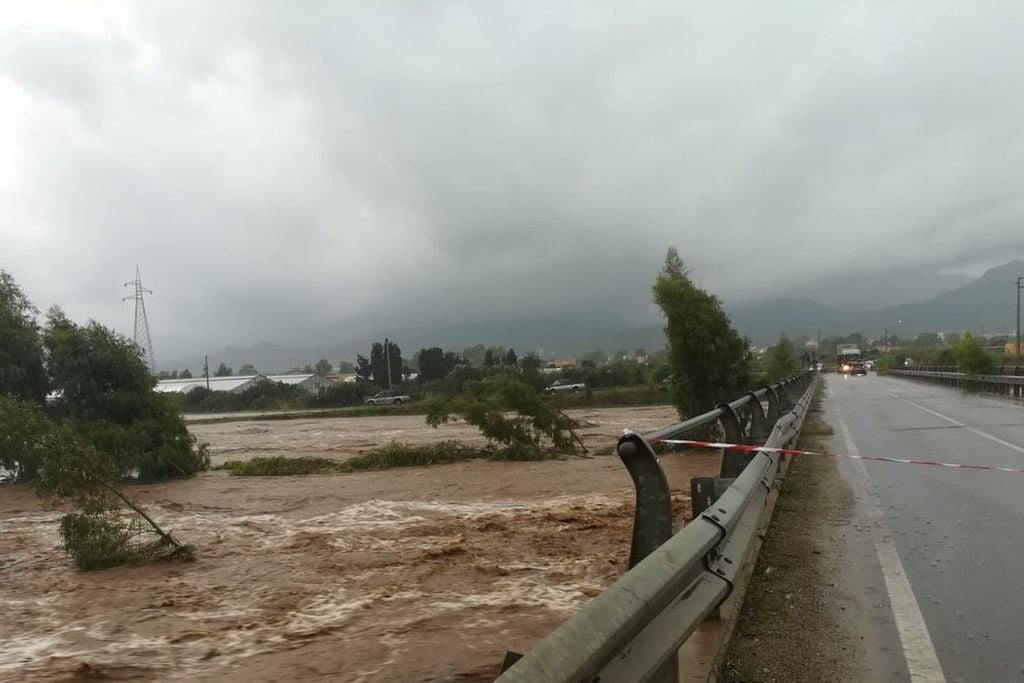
164, 261, 1024, 372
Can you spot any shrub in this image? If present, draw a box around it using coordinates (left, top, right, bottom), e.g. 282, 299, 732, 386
424, 376, 585, 454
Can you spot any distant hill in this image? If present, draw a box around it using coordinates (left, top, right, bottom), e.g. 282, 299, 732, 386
726, 260, 1023, 343
165, 261, 1024, 371
865, 260, 1024, 337
724, 298, 852, 345
795, 271, 975, 311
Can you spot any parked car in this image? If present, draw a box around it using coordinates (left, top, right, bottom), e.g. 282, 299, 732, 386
546, 379, 586, 393
364, 390, 412, 405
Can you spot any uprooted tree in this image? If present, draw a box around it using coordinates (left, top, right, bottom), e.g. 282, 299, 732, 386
1, 395, 193, 570
423, 376, 587, 456
0, 270, 206, 570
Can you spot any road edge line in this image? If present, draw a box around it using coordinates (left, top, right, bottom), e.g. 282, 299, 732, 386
833, 409, 946, 683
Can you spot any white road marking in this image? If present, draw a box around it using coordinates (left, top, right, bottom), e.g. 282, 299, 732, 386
834, 409, 946, 683
889, 393, 1024, 456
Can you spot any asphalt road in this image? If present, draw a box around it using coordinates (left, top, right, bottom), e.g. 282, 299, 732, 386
826, 372, 1024, 682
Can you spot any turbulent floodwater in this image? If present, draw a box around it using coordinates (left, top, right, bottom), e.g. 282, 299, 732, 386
0, 405, 715, 681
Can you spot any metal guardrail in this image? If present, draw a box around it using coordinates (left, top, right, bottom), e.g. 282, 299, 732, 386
496, 372, 817, 682
890, 366, 1024, 400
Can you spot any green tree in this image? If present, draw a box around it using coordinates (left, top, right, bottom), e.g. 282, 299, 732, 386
336, 360, 355, 373
504, 347, 518, 367
238, 363, 257, 375
42, 308, 209, 482
951, 332, 993, 374
356, 354, 373, 383
652, 247, 751, 418
387, 342, 403, 386
215, 362, 232, 377
314, 358, 333, 376
764, 335, 801, 383
484, 349, 498, 368
0, 394, 51, 479
418, 347, 448, 382
444, 351, 461, 375
180, 369, 193, 379
370, 343, 385, 384
369, 341, 402, 385
0, 396, 193, 570
0, 271, 47, 403
519, 352, 546, 390
303, 364, 314, 374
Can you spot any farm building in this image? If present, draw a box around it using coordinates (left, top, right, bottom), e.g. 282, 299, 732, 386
264, 374, 325, 395
155, 375, 265, 394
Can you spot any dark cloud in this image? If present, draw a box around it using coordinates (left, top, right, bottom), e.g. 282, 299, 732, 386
3, 2, 1024, 364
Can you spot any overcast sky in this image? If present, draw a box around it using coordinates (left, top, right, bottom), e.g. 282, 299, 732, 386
3, 1, 1024, 363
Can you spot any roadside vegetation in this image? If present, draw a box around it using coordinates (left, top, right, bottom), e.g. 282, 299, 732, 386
1, 270, 204, 570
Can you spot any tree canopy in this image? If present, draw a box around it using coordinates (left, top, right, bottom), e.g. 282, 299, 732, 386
764, 334, 801, 383
42, 308, 208, 482
0, 271, 48, 403
653, 246, 752, 418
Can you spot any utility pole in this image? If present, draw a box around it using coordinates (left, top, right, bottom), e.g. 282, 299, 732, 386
385, 337, 392, 389
884, 328, 888, 353
1016, 276, 1023, 365
204, 355, 210, 390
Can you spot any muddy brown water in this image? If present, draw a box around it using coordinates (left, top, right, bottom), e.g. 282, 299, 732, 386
0, 406, 718, 681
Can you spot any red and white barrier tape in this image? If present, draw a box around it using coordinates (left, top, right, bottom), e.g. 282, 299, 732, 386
655, 438, 1024, 475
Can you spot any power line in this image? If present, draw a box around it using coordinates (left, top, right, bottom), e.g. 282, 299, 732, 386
123, 265, 156, 373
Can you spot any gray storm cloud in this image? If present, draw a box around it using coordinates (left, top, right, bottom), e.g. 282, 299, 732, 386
2, 1, 1024, 362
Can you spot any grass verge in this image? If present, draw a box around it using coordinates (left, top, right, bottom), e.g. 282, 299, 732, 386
216, 440, 563, 476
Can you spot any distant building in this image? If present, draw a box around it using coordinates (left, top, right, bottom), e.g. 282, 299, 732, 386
327, 372, 358, 384
548, 357, 577, 368
264, 373, 325, 395
155, 375, 266, 394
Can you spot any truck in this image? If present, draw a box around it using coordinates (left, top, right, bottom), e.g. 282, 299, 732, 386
837, 345, 865, 375
545, 379, 587, 393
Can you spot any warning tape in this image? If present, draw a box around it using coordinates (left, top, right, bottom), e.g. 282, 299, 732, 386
655, 438, 1024, 475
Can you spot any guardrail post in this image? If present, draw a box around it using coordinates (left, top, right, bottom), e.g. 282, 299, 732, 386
745, 391, 770, 443
717, 403, 749, 479
777, 382, 795, 413
766, 386, 781, 423
617, 434, 674, 570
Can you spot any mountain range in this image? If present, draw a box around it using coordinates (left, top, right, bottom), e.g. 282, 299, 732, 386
164, 261, 1024, 372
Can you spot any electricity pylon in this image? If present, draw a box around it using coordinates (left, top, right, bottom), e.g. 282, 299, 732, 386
123, 266, 156, 373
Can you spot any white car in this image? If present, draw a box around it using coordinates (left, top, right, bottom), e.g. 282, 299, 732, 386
364, 390, 411, 406
545, 379, 586, 393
